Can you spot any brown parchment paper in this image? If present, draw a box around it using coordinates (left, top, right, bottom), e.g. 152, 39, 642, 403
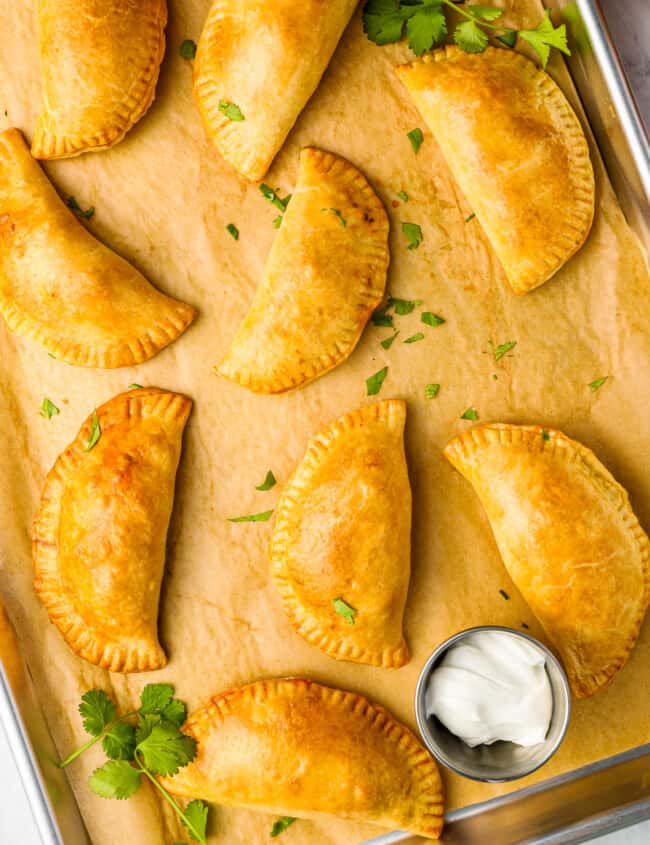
1, 1, 650, 843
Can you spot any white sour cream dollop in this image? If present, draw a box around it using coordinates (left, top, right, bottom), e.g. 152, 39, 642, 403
425, 631, 553, 748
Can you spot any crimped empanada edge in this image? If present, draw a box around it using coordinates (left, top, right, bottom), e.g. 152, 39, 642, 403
217, 147, 389, 393
32, 388, 192, 672
31, 0, 167, 159
166, 677, 444, 838
270, 400, 410, 668
444, 422, 650, 697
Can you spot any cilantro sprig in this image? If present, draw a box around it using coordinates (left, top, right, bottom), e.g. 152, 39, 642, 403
60, 686, 208, 844
363, 2, 569, 68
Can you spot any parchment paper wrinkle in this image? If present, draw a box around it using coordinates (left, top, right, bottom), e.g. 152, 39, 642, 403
0, 1, 649, 843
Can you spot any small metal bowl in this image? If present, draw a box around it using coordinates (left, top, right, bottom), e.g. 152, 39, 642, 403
414, 626, 571, 782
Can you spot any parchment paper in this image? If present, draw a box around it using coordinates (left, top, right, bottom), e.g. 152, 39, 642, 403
1, 1, 649, 843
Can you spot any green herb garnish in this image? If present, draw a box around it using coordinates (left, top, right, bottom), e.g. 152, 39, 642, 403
85, 410, 101, 451
380, 331, 399, 350
333, 598, 357, 625
465, 212, 476, 222
226, 223, 239, 240
425, 383, 440, 399
40, 398, 59, 419
363, 2, 569, 68
218, 100, 245, 121
461, 407, 478, 421
366, 366, 388, 396
407, 128, 424, 153
180, 40, 197, 59
541, 429, 550, 441
128, 383, 143, 389
371, 303, 394, 328
494, 340, 517, 361
404, 332, 425, 344
402, 222, 423, 250
272, 215, 283, 228
260, 184, 291, 213
228, 510, 274, 523
66, 196, 94, 220
397, 190, 409, 202
256, 470, 277, 491
321, 208, 347, 227
390, 297, 423, 315
588, 376, 608, 392
421, 312, 445, 327
271, 816, 297, 837
59, 686, 208, 844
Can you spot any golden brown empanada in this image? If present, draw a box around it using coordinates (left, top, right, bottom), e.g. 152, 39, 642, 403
32, 388, 191, 672
163, 677, 444, 838
218, 148, 389, 393
270, 400, 411, 667
32, 0, 167, 159
445, 424, 650, 698
194, 0, 357, 181
396, 47, 595, 294
0, 129, 195, 367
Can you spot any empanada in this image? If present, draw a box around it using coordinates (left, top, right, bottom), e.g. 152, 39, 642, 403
218, 148, 389, 393
32, 0, 167, 159
33, 388, 192, 672
194, 1, 358, 181
270, 400, 411, 667
0, 129, 195, 367
445, 424, 650, 698
396, 47, 595, 294
163, 677, 444, 838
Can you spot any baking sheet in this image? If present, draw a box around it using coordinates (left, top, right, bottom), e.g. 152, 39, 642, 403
1, 1, 650, 843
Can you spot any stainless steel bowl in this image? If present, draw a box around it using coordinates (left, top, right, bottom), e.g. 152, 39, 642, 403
414, 626, 571, 783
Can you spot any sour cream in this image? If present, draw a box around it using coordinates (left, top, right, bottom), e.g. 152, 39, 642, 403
425, 631, 553, 748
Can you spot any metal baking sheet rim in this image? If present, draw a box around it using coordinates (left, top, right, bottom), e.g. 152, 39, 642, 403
0, 0, 648, 843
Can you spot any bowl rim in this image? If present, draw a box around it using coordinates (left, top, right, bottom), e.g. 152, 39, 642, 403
414, 624, 572, 783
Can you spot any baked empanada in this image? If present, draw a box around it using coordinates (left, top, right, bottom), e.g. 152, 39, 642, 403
32, 0, 167, 158
218, 148, 389, 393
270, 400, 411, 667
32, 388, 191, 672
0, 129, 195, 367
163, 677, 444, 838
194, 0, 357, 181
396, 47, 595, 294
445, 424, 650, 698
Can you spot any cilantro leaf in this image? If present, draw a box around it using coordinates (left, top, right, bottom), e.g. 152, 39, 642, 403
406, 5, 447, 56
466, 5, 503, 22
128, 383, 143, 389
272, 215, 283, 228
321, 207, 347, 227
218, 100, 245, 121
260, 184, 291, 212
79, 690, 115, 737
180, 40, 197, 60
389, 296, 423, 315
404, 332, 425, 343
226, 223, 239, 240
184, 800, 209, 843
85, 409, 101, 451
271, 816, 297, 837
228, 510, 274, 523
139, 684, 174, 717
461, 407, 479, 421
588, 376, 608, 392
136, 721, 197, 777
402, 222, 423, 249
497, 30, 518, 48
425, 383, 440, 399
333, 597, 357, 625
366, 366, 388, 396
380, 331, 399, 349
362, 0, 405, 46
421, 312, 445, 327
161, 699, 187, 728
40, 397, 59, 419
103, 722, 136, 761
519, 10, 570, 68
256, 470, 277, 491
89, 760, 141, 800
407, 128, 424, 153
371, 303, 394, 327
66, 196, 94, 220
494, 340, 517, 361
397, 190, 408, 202
454, 19, 489, 53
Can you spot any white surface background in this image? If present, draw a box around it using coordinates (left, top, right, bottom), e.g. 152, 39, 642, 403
1, 0, 649, 843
